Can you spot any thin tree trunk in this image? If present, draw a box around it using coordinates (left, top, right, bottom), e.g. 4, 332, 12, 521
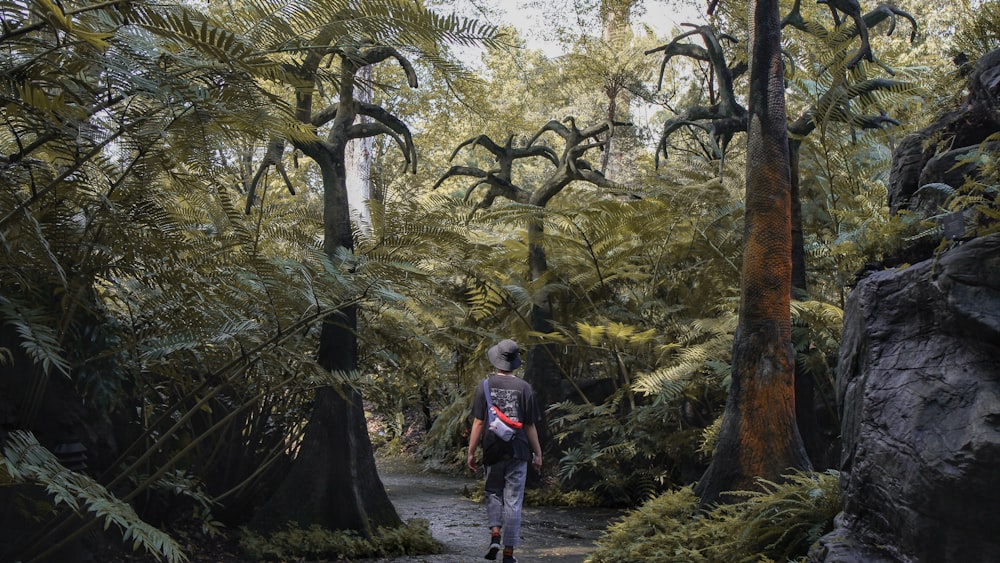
695, 0, 811, 506
789, 141, 807, 298
598, 0, 633, 178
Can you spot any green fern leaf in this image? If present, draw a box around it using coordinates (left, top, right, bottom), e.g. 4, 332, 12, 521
1, 431, 188, 562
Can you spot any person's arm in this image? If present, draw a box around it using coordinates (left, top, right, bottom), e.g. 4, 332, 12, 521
524, 423, 543, 471
467, 417, 485, 473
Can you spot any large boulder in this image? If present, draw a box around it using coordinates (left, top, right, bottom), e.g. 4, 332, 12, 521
809, 232, 1000, 562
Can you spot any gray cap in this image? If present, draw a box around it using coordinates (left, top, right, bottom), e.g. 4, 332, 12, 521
487, 339, 522, 371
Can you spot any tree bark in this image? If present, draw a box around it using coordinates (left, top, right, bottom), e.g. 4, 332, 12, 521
252, 52, 401, 536
789, 141, 807, 299
694, 0, 811, 506
346, 65, 374, 235
524, 218, 560, 442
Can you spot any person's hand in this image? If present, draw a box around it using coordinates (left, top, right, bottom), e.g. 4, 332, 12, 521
531, 452, 542, 472
467, 452, 478, 473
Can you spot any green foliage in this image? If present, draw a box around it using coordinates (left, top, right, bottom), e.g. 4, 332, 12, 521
798, 122, 906, 303
587, 486, 702, 562
525, 485, 603, 508
632, 316, 735, 398
0, 431, 187, 563
238, 518, 440, 561
542, 312, 735, 503
697, 416, 722, 458
939, 147, 1000, 237
791, 300, 843, 380
901, 144, 1000, 253
548, 389, 714, 505
0, 0, 328, 539
0, 0, 501, 553
587, 470, 842, 563
422, 394, 475, 468
950, 0, 1000, 67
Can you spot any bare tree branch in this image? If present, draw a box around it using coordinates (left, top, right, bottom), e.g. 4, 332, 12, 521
245, 139, 296, 214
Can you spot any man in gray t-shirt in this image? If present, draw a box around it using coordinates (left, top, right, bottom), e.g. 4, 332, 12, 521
467, 339, 543, 563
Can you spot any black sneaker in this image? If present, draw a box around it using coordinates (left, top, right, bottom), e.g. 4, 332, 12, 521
502, 556, 517, 563
484, 540, 501, 560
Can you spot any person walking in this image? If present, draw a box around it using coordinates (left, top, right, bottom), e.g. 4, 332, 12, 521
467, 339, 543, 563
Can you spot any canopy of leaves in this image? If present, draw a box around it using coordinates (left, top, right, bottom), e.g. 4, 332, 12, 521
0, 0, 989, 559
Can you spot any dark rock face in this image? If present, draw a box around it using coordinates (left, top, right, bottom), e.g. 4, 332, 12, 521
888, 49, 1000, 217
809, 232, 1000, 562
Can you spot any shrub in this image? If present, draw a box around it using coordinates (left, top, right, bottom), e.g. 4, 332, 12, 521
588, 470, 841, 563
239, 518, 440, 561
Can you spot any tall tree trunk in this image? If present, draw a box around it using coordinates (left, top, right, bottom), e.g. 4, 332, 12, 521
524, 218, 560, 443
253, 128, 400, 537
346, 65, 374, 235
694, 0, 811, 506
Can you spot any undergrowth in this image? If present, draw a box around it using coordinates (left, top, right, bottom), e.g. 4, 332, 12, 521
463, 478, 603, 507
239, 518, 440, 561
587, 470, 841, 563
525, 486, 604, 507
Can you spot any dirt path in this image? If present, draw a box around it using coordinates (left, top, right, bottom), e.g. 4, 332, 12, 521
363, 458, 622, 563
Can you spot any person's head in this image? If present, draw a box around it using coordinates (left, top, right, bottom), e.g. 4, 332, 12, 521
487, 339, 521, 372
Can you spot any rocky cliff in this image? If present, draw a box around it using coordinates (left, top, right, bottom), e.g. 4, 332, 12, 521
810, 232, 1000, 562
810, 48, 1000, 563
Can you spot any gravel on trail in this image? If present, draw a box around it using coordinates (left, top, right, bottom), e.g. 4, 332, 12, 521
362, 457, 623, 563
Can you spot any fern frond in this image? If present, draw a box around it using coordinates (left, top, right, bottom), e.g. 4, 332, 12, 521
1, 431, 188, 563
0, 297, 70, 377
576, 322, 608, 347
633, 315, 734, 397
790, 300, 844, 328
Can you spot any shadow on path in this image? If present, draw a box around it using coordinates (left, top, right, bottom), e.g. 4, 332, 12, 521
362, 457, 622, 563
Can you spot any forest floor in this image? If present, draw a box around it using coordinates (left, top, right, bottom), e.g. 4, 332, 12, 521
99, 454, 623, 563
360, 455, 623, 563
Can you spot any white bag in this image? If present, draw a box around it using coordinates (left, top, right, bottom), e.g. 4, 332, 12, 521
488, 407, 518, 442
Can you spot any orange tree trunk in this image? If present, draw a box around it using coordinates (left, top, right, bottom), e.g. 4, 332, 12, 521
694, 0, 811, 506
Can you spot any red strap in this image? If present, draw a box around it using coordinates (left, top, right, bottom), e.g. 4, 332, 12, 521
492, 406, 523, 429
